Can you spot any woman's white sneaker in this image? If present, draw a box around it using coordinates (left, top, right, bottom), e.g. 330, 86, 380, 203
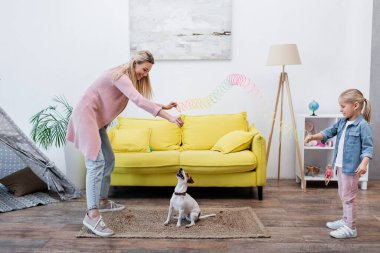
326, 219, 346, 230
99, 200, 125, 213
83, 214, 114, 237
330, 225, 357, 239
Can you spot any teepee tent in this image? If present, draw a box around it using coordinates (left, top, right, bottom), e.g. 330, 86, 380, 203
0, 106, 81, 200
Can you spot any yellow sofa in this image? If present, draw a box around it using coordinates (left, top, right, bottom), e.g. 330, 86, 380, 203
107, 112, 267, 200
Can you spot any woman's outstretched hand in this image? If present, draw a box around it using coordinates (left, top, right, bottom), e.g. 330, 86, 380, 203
162, 102, 177, 110
170, 115, 183, 127
157, 109, 183, 127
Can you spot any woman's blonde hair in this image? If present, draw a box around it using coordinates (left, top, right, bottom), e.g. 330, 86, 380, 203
113, 50, 155, 99
339, 88, 371, 122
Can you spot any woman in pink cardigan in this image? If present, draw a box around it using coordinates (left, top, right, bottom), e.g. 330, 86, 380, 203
66, 50, 183, 237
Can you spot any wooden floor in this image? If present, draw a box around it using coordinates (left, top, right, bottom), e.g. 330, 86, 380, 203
1, 179, 380, 253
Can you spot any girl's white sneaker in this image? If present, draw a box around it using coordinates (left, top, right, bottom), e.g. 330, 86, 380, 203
330, 225, 357, 239
326, 219, 346, 230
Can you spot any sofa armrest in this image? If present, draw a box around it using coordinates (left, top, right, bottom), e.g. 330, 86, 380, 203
250, 125, 267, 186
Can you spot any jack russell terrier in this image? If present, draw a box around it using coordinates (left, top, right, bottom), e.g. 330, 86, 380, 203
164, 168, 216, 228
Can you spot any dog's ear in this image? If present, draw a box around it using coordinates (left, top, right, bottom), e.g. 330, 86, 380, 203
187, 176, 194, 184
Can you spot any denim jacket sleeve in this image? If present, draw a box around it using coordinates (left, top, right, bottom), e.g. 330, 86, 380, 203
360, 123, 373, 160
320, 119, 341, 143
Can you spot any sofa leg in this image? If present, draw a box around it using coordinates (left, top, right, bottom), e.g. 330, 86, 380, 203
257, 186, 263, 200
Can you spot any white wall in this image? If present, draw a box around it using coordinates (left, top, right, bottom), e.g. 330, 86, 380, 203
0, 0, 373, 179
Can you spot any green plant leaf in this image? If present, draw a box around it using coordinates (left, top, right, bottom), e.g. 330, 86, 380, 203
30, 96, 72, 149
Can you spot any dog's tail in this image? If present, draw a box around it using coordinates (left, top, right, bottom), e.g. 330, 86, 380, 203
199, 214, 216, 219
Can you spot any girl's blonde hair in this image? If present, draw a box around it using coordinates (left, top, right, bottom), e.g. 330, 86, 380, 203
113, 50, 155, 99
339, 89, 371, 122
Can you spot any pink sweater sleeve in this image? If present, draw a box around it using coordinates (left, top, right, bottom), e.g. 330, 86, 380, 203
113, 75, 162, 116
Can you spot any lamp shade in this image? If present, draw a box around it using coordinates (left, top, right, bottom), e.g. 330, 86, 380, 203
267, 44, 301, 66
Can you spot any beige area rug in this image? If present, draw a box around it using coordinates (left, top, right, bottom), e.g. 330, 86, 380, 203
77, 206, 270, 239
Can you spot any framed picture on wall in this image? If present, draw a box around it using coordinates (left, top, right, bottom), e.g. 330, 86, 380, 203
129, 0, 232, 60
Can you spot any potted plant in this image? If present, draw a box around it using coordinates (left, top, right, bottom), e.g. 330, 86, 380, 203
30, 96, 85, 189
30, 96, 72, 150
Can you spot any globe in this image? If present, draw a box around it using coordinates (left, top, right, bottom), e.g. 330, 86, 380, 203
308, 100, 319, 116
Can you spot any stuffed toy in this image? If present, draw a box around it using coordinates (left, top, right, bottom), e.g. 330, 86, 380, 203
304, 121, 318, 146
304, 120, 334, 148
305, 165, 320, 176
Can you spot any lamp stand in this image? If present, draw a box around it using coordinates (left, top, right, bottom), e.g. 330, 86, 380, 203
266, 68, 306, 190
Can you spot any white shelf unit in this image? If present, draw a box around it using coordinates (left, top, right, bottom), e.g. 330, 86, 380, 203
296, 114, 368, 190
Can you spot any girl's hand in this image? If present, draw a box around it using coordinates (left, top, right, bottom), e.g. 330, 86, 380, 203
162, 102, 177, 110
169, 115, 183, 127
355, 164, 367, 176
304, 135, 313, 144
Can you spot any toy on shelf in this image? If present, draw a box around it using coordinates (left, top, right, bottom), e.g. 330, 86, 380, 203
305, 165, 320, 176
304, 120, 334, 148
314, 140, 334, 148
326, 140, 334, 147
304, 120, 317, 146
308, 100, 319, 116
304, 120, 319, 146
325, 164, 333, 186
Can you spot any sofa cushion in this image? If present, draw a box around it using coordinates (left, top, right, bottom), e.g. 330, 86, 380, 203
114, 150, 180, 171
180, 150, 256, 173
211, 130, 254, 154
116, 117, 181, 151
113, 165, 179, 174
182, 166, 256, 175
182, 112, 249, 150
111, 128, 151, 152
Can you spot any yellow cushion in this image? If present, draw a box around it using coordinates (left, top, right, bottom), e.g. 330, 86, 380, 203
114, 150, 180, 171
111, 128, 151, 152
111, 171, 257, 187
181, 112, 249, 150
113, 165, 179, 175
116, 117, 181, 151
180, 150, 256, 168
211, 130, 254, 154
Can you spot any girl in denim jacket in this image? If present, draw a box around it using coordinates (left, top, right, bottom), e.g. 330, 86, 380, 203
305, 89, 373, 239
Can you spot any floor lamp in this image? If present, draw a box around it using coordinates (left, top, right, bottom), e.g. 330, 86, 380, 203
266, 44, 306, 190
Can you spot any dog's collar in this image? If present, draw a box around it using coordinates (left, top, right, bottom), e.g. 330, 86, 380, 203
174, 192, 186, 196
